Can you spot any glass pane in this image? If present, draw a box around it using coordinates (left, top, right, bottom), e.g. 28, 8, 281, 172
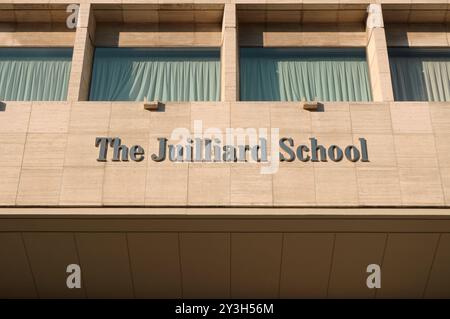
239, 48, 372, 102
0, 48, 72, 101
89, 48, 221, 102
389, 48, 450, 102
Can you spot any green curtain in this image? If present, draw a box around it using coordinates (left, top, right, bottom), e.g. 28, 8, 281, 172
90, 48, 220, 101
0, 48, 72, 101
240, 48, 372, 102
389, 50, 450, 101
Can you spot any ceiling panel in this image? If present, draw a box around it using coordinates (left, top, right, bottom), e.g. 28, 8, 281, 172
231, 233, 282, 298
424, 234, 450, 298
279, 233, 334, 298
0, 233, 37, 298
23, 232, 85, 298
127, 232, 181, 298
180, 233, 230, 298
328, 233, 387, 299
377, 233, 439, 298
75, 233, 134, 298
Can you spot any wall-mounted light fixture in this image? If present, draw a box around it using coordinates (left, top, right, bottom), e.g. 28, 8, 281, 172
144, 97, 163, 111
302, 101, 322, 111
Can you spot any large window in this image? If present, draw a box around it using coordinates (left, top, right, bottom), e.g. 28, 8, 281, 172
240, 48, 372, 102
89, 48, 220, 102
389, 48, 450, 102
0, 48, 72, 101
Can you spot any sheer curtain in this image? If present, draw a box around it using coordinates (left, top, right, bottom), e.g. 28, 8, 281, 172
0, 48, 72, 101
89, 48, 220, 101
389, 50, 450, 101
240, 48, 372, 102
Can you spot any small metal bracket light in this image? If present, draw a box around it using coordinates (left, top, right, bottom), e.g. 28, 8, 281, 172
144, 96, 163, 111
302, 101, 321, 111
302, 97, 322, 111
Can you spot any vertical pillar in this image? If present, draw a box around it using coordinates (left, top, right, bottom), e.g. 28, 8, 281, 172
221, 3, 238, 102
366, 4, 394, 102
67, 3, 96, 102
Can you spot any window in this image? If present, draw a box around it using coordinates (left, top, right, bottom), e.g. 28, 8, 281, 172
389, 48, 450, 102
89, 48, 220, 102
0, 48, 72, 101
239, 48, 372, 102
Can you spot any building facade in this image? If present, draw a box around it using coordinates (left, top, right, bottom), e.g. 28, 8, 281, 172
0, 0, 450, 298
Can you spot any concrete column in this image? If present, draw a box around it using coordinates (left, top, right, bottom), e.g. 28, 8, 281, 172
221, 3, 238, 102
67, 3, 96, 102
366, 4, 394, 102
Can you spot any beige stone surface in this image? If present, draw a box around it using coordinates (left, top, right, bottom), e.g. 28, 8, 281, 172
273, 168, 316, 206
16, 168, 63, 206
390, 103, 433, 134
64, 133, 107, 167
222, 9, 238, 102
230, 102, 271, 129
0, 103, 31, 133
263, 24, 302, 47
146, 166, 188, 205
430, 103, 450, 134
230, 166, 272, 205
310, 103, 351, 133
394, 134, 439, 168
435, 134, 450, 168
385, 24, 450, 47
28, 103, 71, 133
356, 167, 402, 205
1, 99, 450, 208
190, 102, 230, 131
149, 103, 191, 134
315, 167, 358, 205
0, 133, 26, 167
69, 102, 112, 134
59, 167, 104, 205
0, 26, 75, 47
0, 167, 21, 205
353, 134, 397, 167
399, 168, 445, 206
350, 103, 392, 134
271, 103, 312, 133
188, 166, 230, 205
366, 27, 393, 102
67, 5, 95, 102
441, 167, 450, 206
22, 133, 67, 169
96, 22, 221, 47
102, 166, 147, 205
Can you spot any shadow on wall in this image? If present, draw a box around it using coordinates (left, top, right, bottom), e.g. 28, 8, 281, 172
95, 24, 203, 47
388, 48, 450, 102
